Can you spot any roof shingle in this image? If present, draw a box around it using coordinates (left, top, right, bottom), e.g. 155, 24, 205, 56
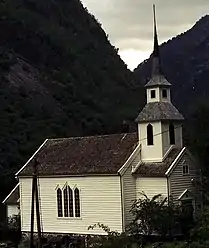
134, 148, 181, 177
145, 74, 171, 88
135, 102, 184, 123
19, 133, 138, 176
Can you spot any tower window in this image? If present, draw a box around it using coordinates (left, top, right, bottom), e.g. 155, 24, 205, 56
162, 89, 167, 98
150, 90, 156, 99
147, 124, 154, 146
169, 123, 175, 145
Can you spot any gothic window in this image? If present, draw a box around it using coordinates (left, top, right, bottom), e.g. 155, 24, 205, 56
183, 165, 189, 175
162, 89, 167, 98
169, 123, 175, 145
63, 187, 68, 217
74, 188, 81, 217
68, 186, 74, 217
147, 124, 154, 146
151, 90, 156, 99
57, 188, 63, 217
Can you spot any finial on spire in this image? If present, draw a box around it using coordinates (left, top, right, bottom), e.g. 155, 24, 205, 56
153, 4, 159, 57
151, 4, 162, 76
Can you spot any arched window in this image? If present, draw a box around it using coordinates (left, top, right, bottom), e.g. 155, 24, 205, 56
169, 123, 175, 145
74, 188, 81, 217
57, 188, 63, 217
68, 186, 74, 217
147, 124, 154, 146
63, 187, 68, 217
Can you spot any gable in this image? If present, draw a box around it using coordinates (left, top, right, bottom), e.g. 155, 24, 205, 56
2, 183, 19, 205
17, 133, 138, 176
178, 189, 193, 200
165, 148, 199, 177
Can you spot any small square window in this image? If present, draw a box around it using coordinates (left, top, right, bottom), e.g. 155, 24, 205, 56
183, 165, 189, 175
151, 90, 156, 99
162, 89, 167, 98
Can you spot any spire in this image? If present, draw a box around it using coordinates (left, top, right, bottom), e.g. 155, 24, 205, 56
152, 4, 162, 75
144, 5, 171, 87
153, 4, 159, 57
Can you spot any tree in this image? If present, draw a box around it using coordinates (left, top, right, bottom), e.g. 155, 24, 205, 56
129, 193, 185, 238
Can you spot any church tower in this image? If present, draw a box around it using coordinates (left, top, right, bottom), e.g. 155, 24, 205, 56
135, 5, 184, 162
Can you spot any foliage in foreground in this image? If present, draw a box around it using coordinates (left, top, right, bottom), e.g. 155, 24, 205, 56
87, 193, 194, 248
129, 193, 191, 238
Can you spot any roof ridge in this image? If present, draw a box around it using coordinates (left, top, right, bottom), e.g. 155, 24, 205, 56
48, 132, 137, 142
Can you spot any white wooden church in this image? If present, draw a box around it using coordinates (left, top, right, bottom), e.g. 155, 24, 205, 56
3, 13, 201, 236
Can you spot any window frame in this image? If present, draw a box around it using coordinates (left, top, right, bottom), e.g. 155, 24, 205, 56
63, 186, 69, 217
56, 185, 81, 219
162, 89, 167, 98
74, 187, 81, 218
150, 90, 156, 99
68, 186, 74, 217
182, 164, 189, 175
57, 188, 63, 217
147, 124, 154, 146
169, 123, 175, 145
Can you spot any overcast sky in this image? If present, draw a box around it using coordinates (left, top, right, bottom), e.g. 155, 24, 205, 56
81, 0, 209, 70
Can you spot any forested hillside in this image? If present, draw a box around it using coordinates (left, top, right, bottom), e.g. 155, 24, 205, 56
0, 0, 142, 200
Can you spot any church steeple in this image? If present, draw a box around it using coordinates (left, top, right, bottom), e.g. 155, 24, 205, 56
135, 5, 184, 162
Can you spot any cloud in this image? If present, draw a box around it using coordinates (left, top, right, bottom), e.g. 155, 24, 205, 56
81, 0, 209, 69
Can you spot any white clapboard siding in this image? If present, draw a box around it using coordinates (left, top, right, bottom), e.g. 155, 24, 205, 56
122, 156, 139, 228
7, 205, 19, 218
169, 152, 201, 206
19, 176, 123, 235
136, 177, 168, 200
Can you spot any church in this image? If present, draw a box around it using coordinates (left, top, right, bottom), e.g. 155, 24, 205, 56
3, 11, 201, 236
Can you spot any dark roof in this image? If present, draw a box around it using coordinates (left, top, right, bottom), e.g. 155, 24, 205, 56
3, 184, 19, 205
145, 74, 171, 88
135, 102, 184, 123
134, 148, 181, 177
19, 133, 138, 176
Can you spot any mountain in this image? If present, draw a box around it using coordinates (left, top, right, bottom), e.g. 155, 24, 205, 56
0, 0, 143, 200
133, 15, 209, 116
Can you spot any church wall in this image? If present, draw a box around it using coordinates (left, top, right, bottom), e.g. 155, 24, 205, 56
136, 177, 168, 200
19, 175, 123, 235
174, 124, 183, 148
7, 205, 19, 218
139, 122, 163, 162
169, 152, 202, 211
162, 123, 170, 156
162, 123, 183, 157
121, 160, 138, 228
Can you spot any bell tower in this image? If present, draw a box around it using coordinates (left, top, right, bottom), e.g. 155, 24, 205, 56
135, 5, 184, 162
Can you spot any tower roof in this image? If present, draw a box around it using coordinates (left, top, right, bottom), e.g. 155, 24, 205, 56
145, 5, 171, 88
135, 102, 184, 123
